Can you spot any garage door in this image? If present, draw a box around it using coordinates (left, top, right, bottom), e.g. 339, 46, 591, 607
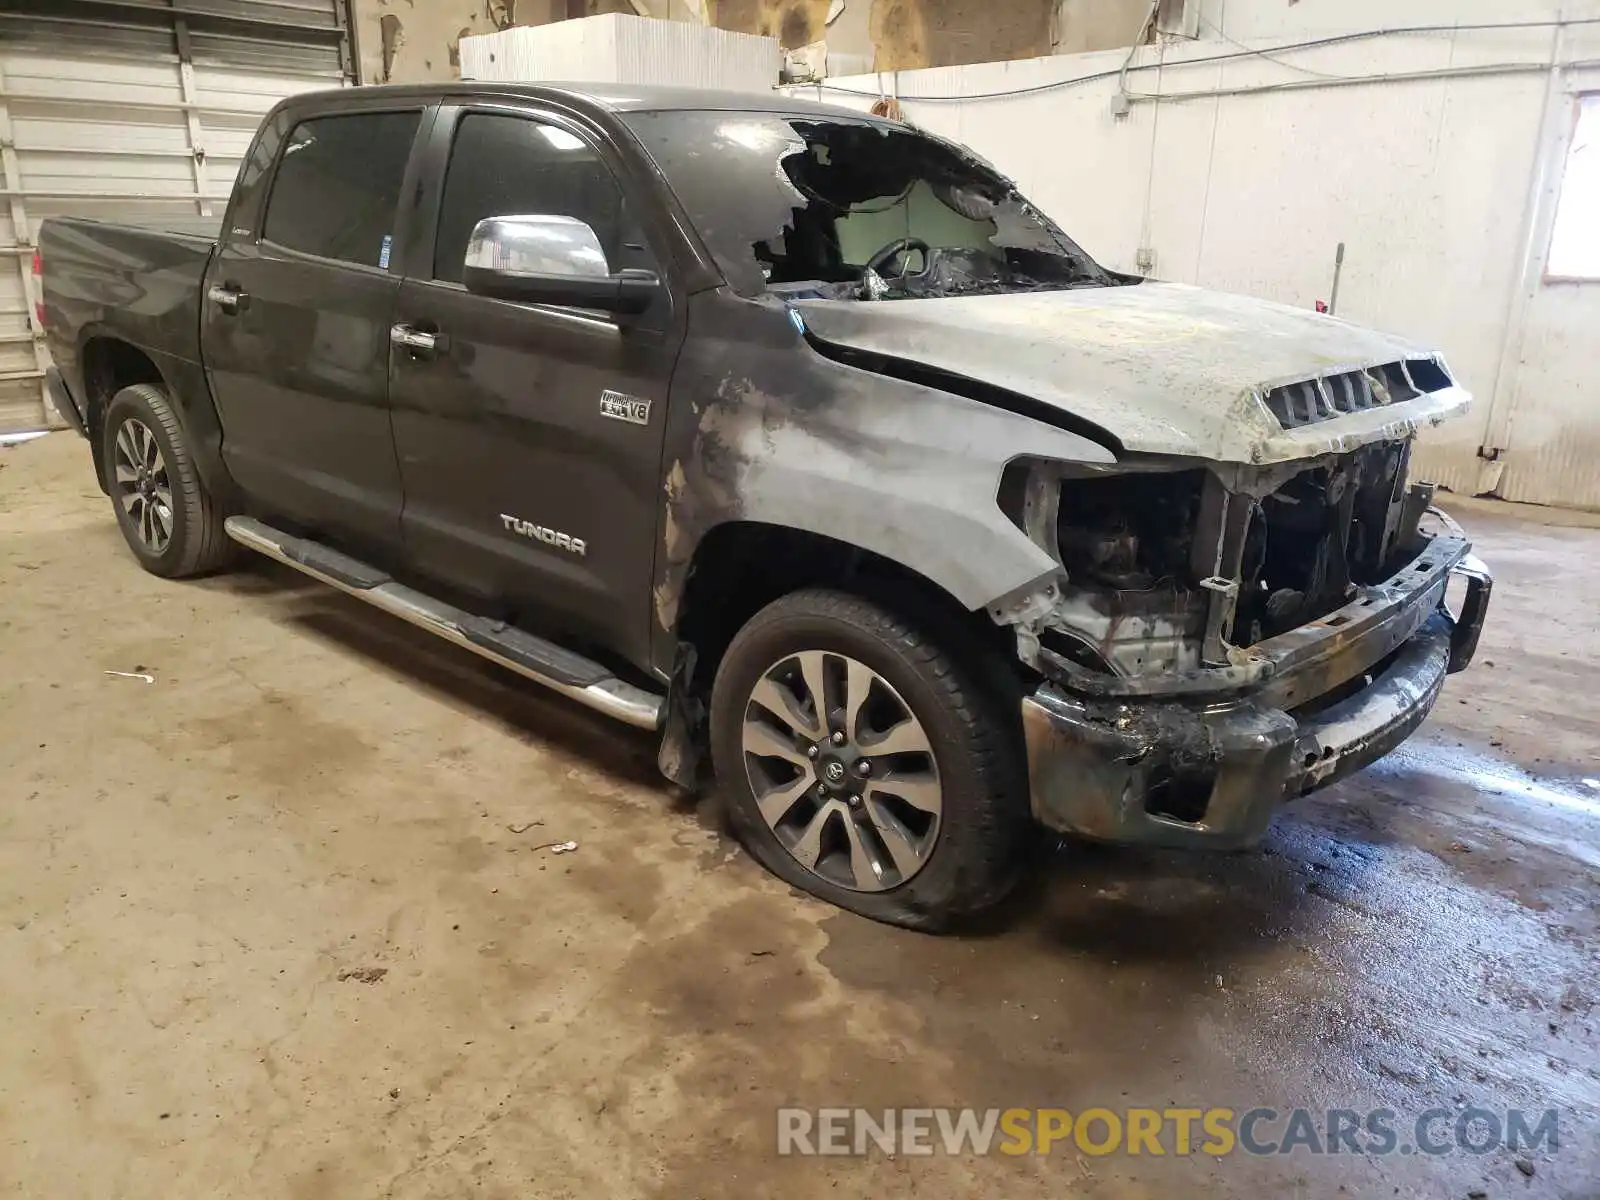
0, 0, 356, 433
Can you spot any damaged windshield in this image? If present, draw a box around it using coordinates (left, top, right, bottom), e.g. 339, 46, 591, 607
622, 109, 1131, 301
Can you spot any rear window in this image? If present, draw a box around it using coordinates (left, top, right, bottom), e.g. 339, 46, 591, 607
262, 111, 420, 268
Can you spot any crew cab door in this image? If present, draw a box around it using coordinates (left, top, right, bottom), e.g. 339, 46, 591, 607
202, 102, 427, 550
388, 104, 681, 670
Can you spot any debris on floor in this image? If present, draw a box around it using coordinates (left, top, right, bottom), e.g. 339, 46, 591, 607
337, 967, 389, 984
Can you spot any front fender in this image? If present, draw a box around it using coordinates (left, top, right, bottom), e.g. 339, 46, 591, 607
650, 290, 1115, 672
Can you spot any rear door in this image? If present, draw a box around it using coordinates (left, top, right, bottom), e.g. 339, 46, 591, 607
202, 101, 427, 551
388, 103, 682, 669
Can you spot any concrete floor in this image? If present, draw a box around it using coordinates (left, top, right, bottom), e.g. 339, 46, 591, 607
1, 430, 1597, 1199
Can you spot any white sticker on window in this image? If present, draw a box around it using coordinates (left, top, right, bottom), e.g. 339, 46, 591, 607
379, 234, 393, 269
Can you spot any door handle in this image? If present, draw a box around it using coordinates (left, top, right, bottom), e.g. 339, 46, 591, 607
390, 324, 446, 359
207, 283, 249, 315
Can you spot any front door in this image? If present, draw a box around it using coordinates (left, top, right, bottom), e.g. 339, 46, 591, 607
202, 106, 424, 550
388, 106, 681, 669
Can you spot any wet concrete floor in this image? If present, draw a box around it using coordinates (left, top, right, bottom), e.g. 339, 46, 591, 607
1, 433, 1595, 1198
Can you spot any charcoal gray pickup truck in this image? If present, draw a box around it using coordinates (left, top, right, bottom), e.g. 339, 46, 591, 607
40, 82, 1491, 929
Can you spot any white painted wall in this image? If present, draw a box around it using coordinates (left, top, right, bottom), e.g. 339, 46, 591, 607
787, 2, 1600, 508
461, 15, 781, 92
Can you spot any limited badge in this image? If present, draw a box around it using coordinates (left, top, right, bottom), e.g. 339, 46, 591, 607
599, 390, 652, 425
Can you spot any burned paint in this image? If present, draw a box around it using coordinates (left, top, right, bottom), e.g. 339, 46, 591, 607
650, 289, 1114, 649
1020, 606, 1480, 850
609, 86, 1488, 826
795, 285, 1472, 467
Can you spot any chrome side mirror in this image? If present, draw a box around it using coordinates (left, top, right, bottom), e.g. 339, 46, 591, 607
461, 214, 658, 315
465, 214, 611, 279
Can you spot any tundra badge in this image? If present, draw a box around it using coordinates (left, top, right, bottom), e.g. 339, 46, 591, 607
501, 514, 586, 557
599, 390, 651, 425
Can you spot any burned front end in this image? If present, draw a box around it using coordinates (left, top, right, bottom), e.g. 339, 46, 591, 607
1005, 410, 1492, 849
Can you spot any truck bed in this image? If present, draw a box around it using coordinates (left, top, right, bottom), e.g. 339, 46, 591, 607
102, 213, 224, 245
40, 213, 221, 375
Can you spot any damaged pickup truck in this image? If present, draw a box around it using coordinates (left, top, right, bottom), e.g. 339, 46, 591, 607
40, 83, 1490, 929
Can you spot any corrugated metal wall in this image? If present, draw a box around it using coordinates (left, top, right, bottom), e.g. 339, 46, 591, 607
460, 15, 780, 94
0, 0, 356, 432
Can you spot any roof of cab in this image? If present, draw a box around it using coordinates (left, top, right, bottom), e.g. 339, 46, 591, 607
299, 80, 873, 120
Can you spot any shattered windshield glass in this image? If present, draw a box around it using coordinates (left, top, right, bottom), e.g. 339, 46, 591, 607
622, 110, 1131, 301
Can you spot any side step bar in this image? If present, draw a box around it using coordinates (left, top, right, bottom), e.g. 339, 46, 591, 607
224, 516, 664, 731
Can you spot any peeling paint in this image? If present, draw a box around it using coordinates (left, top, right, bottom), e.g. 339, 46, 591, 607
795, 284, 1473, 466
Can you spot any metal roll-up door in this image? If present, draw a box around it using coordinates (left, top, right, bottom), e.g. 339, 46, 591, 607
0, 0, 358, 432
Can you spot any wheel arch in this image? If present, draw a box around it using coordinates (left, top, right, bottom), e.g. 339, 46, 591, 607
675, 520, 1024, 702
80, 336, 167, 487
79, 333, 234, 505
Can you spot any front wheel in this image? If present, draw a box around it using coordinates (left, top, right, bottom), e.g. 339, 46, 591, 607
101, 383, 236, 578
709, 588, 1028, 931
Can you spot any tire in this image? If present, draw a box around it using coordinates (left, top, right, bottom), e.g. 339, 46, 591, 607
101, 383, 236, 578
710, 588, 1028, 931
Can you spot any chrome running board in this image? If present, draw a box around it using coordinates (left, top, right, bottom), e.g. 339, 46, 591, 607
224, 516, 663, 730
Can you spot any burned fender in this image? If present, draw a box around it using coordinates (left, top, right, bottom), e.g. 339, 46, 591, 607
648, 289, 1115, 671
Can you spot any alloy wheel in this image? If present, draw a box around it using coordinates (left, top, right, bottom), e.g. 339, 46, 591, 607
740, 649, 942, 892
112, 417, 173, 554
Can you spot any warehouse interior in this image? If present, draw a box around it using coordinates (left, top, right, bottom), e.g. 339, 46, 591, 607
1, 0, 1598, 1196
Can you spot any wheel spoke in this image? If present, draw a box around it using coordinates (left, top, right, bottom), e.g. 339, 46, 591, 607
114, 462, 139, 486
866, 773, 942, 815
139, 497, 154, 545
153, 484, 173, 511
741, 717, 808, 768
842, 813, 887, 890
750, 675, 813, 739
793, 651, 830, 736
861, 715, 932, 758
789, 802, 834, 871
843, 658, 876, 744
140, 423, 158, 469
755, 773, 815, 829
115, 424, 138, 470
150, 500, 172, 542
864, 798, 924, 877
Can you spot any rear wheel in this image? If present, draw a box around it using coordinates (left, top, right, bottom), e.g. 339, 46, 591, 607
710, 588, 1028, 930
102, 383, 235, 578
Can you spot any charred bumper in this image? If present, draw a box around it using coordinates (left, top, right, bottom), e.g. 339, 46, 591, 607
1020, 536, 1492, 849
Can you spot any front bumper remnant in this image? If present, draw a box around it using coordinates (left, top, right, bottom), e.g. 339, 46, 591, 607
1020, 540, 1492, 849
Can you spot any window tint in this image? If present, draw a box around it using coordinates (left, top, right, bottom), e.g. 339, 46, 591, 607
433, 113, 646, 283
262, 111, 420, 267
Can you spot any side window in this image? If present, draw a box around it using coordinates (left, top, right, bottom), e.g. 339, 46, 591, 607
262, 111, 421, 268
432, 113, 648, 284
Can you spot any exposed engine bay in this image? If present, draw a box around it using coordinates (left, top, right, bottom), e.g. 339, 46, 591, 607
1003, 440, 1435, 681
